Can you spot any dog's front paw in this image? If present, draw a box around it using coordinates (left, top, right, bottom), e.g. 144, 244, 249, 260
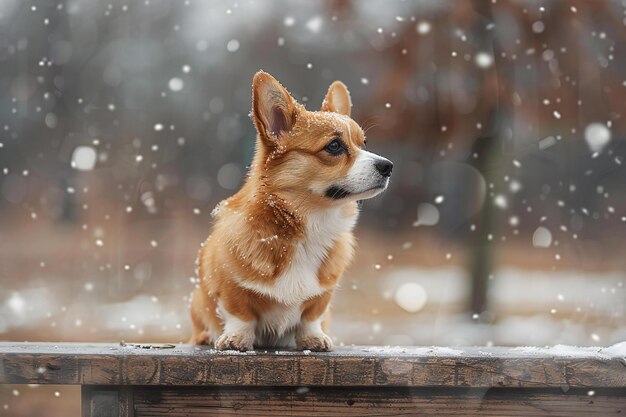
297, 332, 333, 352
215, 332, 254, 352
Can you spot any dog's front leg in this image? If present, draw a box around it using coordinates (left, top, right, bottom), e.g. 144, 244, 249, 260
297, 291, 333, 352
215, 303, 256, 351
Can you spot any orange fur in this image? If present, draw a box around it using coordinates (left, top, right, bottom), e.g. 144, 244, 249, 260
189, 71, 391, 351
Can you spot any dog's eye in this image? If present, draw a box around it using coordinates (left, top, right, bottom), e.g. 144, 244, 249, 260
325, 139, 344, 155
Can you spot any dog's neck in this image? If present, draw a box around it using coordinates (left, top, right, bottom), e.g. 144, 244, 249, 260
253, 190, 305, 238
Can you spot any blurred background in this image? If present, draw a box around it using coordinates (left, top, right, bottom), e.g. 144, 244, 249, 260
1, 0, 625, 414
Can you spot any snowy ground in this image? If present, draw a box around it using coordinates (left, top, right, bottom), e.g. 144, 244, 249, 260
1, 262, 623, 348
332, 266, 625, 347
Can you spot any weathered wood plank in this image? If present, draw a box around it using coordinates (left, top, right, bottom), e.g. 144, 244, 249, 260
81, 386, 134, 417
0, 342, 624, 388
132, 386, 625, 417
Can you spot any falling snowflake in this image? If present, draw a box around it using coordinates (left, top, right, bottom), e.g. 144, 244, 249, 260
416, 21, 431, 35
71, 146, 97, 171
584, 123, 611, 152
475, 52, 494, 68
226, 39, 240, 52
532, 227, 552, 248
168, 77, 184, 91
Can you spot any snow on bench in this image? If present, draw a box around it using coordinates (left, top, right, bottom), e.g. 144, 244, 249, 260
1, 342, 625, 416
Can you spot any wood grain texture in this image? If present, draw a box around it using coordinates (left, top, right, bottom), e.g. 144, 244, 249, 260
132, 386, 625, 417
81, 386, 134, 417
0, 342, 624, 388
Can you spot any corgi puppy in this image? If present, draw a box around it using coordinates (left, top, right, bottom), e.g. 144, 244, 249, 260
189, 71, 393, 351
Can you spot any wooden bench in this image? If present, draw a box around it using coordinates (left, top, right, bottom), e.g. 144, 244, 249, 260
1, 342, 624, 416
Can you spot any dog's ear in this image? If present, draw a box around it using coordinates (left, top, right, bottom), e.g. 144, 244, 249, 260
321, 81, 352, 117
252, 71, 296, 142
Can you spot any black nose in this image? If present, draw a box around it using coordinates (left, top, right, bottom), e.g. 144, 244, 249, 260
375, 159, 393, 177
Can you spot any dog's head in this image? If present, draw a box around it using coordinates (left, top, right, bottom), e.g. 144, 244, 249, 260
251, 71, 392, 205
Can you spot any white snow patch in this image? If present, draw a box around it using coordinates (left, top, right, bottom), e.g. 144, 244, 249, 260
601, 342, 626, 357
511, 345, 619, 359
433, 347, 466, 356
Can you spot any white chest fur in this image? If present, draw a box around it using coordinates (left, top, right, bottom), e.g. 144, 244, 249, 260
237, 206, 357, 306
222, 205, 357, 347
